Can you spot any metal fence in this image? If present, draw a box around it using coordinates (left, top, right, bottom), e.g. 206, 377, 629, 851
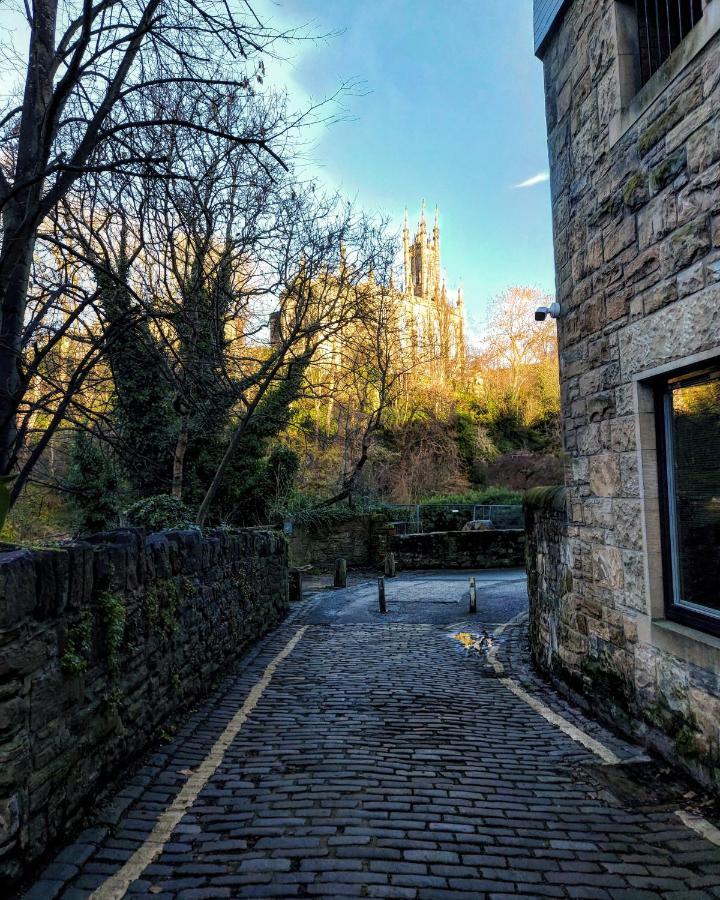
384, 503, 524, 535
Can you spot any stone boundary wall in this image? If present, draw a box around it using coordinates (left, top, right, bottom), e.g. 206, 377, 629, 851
388, 530, 525, 570
288, 515, 384, 570
0, 527, 288, 887
525, 488, 720, 790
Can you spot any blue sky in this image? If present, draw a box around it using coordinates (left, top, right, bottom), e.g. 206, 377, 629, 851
0, 0, 555, 333
256, 0, 555, 331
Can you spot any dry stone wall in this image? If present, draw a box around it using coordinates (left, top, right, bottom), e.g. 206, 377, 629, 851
287, 515, 383, 570
539, 0, 720, 787
388, 530, 525, 571
0, 527, 288, 887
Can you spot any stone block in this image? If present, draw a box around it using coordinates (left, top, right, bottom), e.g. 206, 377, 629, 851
665, 216, 711, 274
589, 453, 621, 498
677, 261, 705, 297
649, 148, 687, 195
613, 500, 643, 552
591, 544, 624, 591
638, 191, 678, 251
686, 112, 720, 174
0, 527, 288, 889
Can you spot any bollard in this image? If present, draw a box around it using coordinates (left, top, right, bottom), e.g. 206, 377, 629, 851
334, 557, 347, 589
469, 576, 477, 614
378, 576, 387, 614
384, 552, 396, 578
289, 570, 303, 603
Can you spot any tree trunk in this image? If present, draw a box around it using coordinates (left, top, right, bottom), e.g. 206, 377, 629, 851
0, 240, 35, 475
172, 420, 189, 499
0, 0, 59, 477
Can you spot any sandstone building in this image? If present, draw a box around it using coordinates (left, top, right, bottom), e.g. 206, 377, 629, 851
531, 0, 720, 784
271, 203, 466, 382
399, 202, 465, 374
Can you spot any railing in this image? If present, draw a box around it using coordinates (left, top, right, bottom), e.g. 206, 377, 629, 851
384, 503, 524, 535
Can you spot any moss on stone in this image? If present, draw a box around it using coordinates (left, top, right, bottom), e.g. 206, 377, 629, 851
644, 695, 701, 759
524, 485, 567, 513
622, 171, 649, 210
581, 653, 635, 709
649, 149, 686, 194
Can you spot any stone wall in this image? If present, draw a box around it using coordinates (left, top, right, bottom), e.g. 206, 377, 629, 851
538, 0, 720, 787
0, 527, 288, 887
288, 515, 382, 570
524, 487, 572, 671
388, 530, 525, 570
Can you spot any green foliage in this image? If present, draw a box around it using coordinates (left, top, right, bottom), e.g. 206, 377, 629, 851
414, 487, 524, 506
0, 475, 14, 534
143, 577, 187, 638
65, 430, 122, 534
217, 360, 309, 525
98, 591, 126, 676
284, 496, 375, 530
124, 495, 195, 532
98, 267, 177, 497
60, 613, 93, 676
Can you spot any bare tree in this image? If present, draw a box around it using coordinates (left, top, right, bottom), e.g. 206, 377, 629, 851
0, 0, 309, 487
194, 202, 396, 525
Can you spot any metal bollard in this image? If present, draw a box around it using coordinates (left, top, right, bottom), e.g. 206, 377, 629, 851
384, 552, 396, 578
469, 576, 477, 614
378, 576, 387, 614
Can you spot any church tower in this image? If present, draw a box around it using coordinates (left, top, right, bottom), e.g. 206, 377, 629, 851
405, 200, 444, 300
398, 202, 466, 375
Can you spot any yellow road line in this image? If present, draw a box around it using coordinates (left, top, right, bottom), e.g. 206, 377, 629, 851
91, 626, 308, 900
489, 614, 621, 765
676, 809, 720, 847
500, 675, 621, 765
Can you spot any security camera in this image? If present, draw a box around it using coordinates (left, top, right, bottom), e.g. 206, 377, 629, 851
534, 302, 561, 322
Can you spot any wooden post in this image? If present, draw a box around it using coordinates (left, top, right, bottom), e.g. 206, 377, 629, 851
384, 552, 396, 578
469, 576, 477, 614
334, 557, 347, 589
378, 576, 387, 614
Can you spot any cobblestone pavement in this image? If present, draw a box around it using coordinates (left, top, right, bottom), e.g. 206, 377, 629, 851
24, 570, 720, 899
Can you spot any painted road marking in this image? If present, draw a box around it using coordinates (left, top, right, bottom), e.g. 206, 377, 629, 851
91, 626, 308, 900
676, 809, 720, 847
492, 616, 720, 843
500, 676, 621, 765
488, 613, 621, 765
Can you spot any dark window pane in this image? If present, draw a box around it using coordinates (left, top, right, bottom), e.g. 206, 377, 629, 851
666, 374, 720, 617
634, 0, 704, 86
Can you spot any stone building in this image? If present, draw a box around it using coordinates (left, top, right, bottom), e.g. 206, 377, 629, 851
271, 203, 466, 382
399, 202, 465, 373
531, 0, 720, 784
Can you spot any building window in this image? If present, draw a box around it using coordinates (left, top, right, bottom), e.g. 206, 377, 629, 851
656, 364, 720, 635
618, 0, 704, 92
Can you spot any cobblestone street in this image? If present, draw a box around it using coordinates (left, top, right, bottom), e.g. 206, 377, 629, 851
25, 571, 720, 899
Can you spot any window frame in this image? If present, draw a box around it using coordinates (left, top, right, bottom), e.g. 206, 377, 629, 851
620, 0, 705, 90
654, 361, 720, 638
609, 0, 720, 148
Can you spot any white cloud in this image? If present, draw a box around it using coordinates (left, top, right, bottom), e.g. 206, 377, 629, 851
514, 172, 550, 189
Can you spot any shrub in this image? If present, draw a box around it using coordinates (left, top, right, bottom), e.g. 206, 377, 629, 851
124, 495, 195, 532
